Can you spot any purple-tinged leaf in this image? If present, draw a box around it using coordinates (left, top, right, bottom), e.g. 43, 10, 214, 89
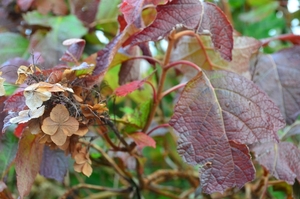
4, 91, 26, 112
60, 38, 86, 63
40, 146, 68, 183
169, 70, 285, 194
70, 0, 100, 25
120, 0, 145, 25
138, 43, 155, 65
15, 130, 44, 198
252, 141, 300, 184
17, 0, 33, 11
251, 46, 300, 124
281, 121, 300, 141
119, 45, 141, 85
94, 33, 126, 76
2, 113, 17, 134
127, 0, 233, 61
1, 58, 29, 84
171, 35, 261, 79
0, 97, 7, 133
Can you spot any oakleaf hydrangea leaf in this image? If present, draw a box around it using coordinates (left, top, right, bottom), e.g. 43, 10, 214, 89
169, 70, 285, 194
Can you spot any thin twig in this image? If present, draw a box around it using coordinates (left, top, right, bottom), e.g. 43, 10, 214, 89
60, 183, 132, 199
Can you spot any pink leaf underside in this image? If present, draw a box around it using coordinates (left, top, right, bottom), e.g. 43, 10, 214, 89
128, 0, 233, 61
115, 79, 146, 97
118, 45, 141, 85
60, 38, 86, 62
120, 0, 145, 25
251, 46, 300, 124
169, 70, 285, 194
129, 132, 156, 148
252, 141, 300, 184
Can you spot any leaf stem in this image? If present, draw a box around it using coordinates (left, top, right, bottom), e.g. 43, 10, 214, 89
60, 184, 132, 199
142, 31, 176, 133
127, 56, 163, 66
160, 83, 186, 100
146, 123, 170, 136
173, 30, 226, 70
80, 140, 129, 183
164, 60, 202, 72
145, 80, 157, 103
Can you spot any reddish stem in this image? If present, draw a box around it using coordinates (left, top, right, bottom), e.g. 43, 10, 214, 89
127, 56, 163, 66
146, 123, 170, 136
165, 60, 202, 72
145, 80, 157, 103
160, 83, 186, 100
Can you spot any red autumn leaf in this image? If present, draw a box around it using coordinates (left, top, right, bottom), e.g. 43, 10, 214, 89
120, 0, 145, 25
14, 123, 27, 138
70, 0, 100, 25
251, 46, 300, 124
15, 130, 44, 198
94, 33, 126, 77
169, 70, 285, 194
115, 79, 146, 97
3, 91, 26, 112
119, 45, 141, 85
127, 0, 233, 61
252, 141, 300, 184
85, 31, 129, 88
128, 132, 156, 148
60, 38, 86, 62
40, 146, 69, 182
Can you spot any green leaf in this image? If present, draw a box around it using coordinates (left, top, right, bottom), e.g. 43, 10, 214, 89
31, 14, 88, 67
23, 11, 52, 27
129, 100, 151, 128
239, 1, 279, 23
96, 0, 121, 36
4, 82, 18, 96
124, 100, 152, 132
0, 33, 29, 64
0, 132, 18, 180
247, 0, 274, 6
243, 13, 285, 39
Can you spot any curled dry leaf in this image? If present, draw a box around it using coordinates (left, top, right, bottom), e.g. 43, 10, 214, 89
15, 65, 34, 85
81, 103, 108, 119
61, 38, 86, 62
9, 105, 45, 124
73, 143, 92, 177
41, 104, 79, 146
0, 77, 5, 96
24, 82, 73, 110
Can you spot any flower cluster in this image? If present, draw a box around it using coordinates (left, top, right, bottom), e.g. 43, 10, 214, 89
2, 59, 108, 177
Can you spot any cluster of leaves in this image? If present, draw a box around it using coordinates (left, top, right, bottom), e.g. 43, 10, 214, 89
1, 0, 300, 198
0, 38, 111, 197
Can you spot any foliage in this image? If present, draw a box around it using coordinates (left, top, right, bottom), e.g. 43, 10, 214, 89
0, 0, 300, 198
